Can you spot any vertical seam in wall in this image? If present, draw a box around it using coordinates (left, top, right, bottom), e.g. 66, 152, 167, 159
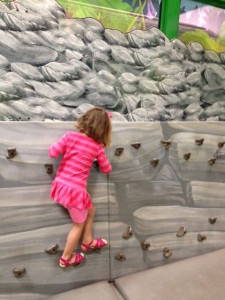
107, 171, 112, 282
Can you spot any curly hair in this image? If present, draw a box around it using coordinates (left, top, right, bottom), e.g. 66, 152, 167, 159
75, 107, 112, 147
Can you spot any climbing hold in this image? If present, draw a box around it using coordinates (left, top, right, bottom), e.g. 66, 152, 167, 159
197, 233, 207, 242
163, 247, 172, 258
195, 138, 204, 145
208, 158, 216, 166
115, 148, 124, 156
114, 252, 126, 261
208, 217, 217, 224
141, 241, 151, 250
13, 267, 26, 278
45, 244, 59, 255
6, 147, 17, 159
131, 143, 141, 149
122, 225, 132, 239
183, 153, 191, 160
218, 142, 225, 148
160, 140, 171, 149
45, 163, 53, 174
150, 158, 159, 167
93, 159, 99, 169
176, 226, 186, 237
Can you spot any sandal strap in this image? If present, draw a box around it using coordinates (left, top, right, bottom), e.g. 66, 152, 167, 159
95, 238, 106, 248
81, 238, 107, 251
75, 252, 83, 264
81, 240, 94, 251
60, 254, 73, 267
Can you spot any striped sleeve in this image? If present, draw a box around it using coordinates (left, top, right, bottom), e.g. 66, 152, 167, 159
96, 145, 112, 175
48, 132, 68, 158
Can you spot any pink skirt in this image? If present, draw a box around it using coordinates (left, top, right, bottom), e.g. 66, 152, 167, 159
50, 180, 93, 210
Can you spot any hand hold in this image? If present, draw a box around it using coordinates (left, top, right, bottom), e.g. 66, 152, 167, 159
197, 233, 207, 242
141, 241, 151, 250
131, 143, 141, 149
45, 163, 53, 174
150, 158, 159, 167
115, 148, 124, 156
45, 244, 59, 255
13, 267, 26, 278
7, 147, 17, 159
195, 138, 204, 146
114, 252, 126, 261
160, 140, 171, 149
176, 226, 186, 237
122, 225, 132, 239
183, 153, 191, 160
163, 247, 172, 258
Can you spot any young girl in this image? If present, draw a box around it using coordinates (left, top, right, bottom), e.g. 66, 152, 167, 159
49, 107, 112, 268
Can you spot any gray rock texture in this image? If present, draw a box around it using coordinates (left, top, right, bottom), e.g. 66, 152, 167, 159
0, 0, 224, 121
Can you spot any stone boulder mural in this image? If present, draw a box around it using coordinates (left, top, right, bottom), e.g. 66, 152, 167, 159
0, 0, 224, 122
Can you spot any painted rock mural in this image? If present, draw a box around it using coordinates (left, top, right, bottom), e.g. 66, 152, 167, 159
1, 0, 225, 299
0, 0, 224, 121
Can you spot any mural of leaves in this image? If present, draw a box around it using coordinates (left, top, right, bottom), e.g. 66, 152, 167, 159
179, 29, 225, 53
56, 0, 159, 32
179, 1, 225, 53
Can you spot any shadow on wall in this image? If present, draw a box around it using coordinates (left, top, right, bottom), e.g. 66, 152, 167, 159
0, 0, 224, 122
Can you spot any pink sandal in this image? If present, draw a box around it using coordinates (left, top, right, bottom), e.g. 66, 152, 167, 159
59, 252, 84, 268
81, 238, 107, 252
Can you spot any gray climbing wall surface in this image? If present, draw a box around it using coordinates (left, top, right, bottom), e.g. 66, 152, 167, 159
1, 121, 225, 299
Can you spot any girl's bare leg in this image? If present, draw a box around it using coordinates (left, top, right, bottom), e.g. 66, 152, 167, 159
81, 206, 96, 245
61, 222, 85, 262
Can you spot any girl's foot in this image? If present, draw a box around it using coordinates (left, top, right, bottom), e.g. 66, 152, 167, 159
81, 238, 107, 252
59, 252, 85, 268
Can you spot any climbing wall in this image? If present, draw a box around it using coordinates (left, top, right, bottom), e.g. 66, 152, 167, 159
1, 121, 225, 299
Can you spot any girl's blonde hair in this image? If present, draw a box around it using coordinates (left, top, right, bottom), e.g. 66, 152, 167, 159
75, 107, 112, 147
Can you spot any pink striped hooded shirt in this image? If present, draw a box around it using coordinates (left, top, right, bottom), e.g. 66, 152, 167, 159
49, 131, 112, 190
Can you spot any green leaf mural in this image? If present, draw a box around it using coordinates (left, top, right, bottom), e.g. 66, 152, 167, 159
179, 29, 225, 53
56, 0, 156, 32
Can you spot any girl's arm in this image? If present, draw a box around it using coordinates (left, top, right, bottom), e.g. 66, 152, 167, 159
96, 146, 112, 175
48, 132, 68, 158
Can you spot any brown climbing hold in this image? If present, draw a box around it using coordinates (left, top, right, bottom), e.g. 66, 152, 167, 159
45, 163, 53, 174
115, 252, 126, 261
122, 225, 132, 239
115, 148, 124, 156
197, 233, 207, 242
195, 138, 204, 145
150, 158, 159, 167
13, 267, 26, 278
176, 226, 186, 237
160, 140, 171, 149
208, 217, 217, 224
45, 244, 59, 255
218, 142, 225, 148
131, 143, 141, 149
208, 158, 216, 166
7, 147, 17, 159
141, 241, 151, 250
163, 247, 172, 258
183, 153, 191, 160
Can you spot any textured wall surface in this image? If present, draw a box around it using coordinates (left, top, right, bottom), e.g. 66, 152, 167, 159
1, 121, 225, 299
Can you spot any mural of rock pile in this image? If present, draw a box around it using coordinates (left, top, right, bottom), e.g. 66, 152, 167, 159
0, 0, 225, 122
